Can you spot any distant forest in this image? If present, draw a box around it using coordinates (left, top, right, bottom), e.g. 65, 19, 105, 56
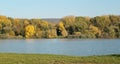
0, 15, 120, 39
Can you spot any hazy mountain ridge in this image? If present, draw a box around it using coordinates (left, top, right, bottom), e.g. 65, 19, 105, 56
42, 18, 60, 23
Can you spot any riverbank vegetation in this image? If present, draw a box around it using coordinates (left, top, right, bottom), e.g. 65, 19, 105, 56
0, 53, 120, 64
0, 15, 120, 39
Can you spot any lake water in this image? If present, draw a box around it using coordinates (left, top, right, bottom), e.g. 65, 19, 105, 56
0, 39, 120, 56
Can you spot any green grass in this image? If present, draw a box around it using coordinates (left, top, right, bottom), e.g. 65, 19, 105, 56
0, 53, 120, 64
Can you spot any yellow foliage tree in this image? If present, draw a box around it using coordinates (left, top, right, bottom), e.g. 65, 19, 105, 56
24, 20, 29, 27
13, 19, 20, 26
57, 22, 68, 37
0, 16, 12, 27
46, 29, 57, 38
0, 24, 2, 30
25, 25, 35, 38
40, 21, 49, 30
89, 25, 101, 37
61, 16, 75, 28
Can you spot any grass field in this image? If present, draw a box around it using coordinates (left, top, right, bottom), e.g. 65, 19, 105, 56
0, 53, 120, 64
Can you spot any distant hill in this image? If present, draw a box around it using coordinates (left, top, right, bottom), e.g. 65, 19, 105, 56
42, 18, 60, 23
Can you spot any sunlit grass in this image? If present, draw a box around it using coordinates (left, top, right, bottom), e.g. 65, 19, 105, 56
0, 53, 120, 64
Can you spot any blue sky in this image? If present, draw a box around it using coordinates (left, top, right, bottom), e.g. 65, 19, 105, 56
0, 0, 120, 18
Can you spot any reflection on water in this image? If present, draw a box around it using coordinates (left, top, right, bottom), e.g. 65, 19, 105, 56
0, 39, 120, 56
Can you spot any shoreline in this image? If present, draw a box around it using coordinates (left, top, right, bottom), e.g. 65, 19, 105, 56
0, 37, 120, 39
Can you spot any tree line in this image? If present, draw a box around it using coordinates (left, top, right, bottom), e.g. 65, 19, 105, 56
0, 15, 120, 39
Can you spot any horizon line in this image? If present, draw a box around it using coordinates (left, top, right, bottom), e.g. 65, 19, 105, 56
0, 14, 120, 19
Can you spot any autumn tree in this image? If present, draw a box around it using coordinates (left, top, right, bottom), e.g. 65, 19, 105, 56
30, 19, 41, 32
56, 22, 68, 37
25, 25, 35, 38
61, 16, 75, 34
82, 30, 96, 38
0, 16, 13, 36
45, 29, 57, 38
40, 21, 49, 31
89, 25, 101, 38
24, 20, 29, 27
0, 24, 2, 33
109, 15, 120, 26
0, 15, 120, 39
91, 15, 111, 31
74, 17, 89, 33
12, 19, 24, 36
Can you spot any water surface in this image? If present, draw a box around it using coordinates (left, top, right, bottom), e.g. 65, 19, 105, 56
0, 39, 120, 56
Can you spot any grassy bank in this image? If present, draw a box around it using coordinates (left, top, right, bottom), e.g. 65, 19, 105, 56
0, 53, 120, 64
